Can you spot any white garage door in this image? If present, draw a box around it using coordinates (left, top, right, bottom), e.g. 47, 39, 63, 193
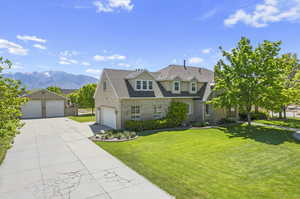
46, 100, 64, 117
101, 107, 116, 129
21, 100, 42, 119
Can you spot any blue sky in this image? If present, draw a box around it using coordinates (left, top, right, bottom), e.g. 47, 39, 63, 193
1, 0, 300, 78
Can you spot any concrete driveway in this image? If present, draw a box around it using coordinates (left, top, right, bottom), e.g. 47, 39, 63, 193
0, 118, 174, 199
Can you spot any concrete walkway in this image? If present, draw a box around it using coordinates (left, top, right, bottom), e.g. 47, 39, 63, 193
0, 118, 174, 199
253, 122, 300, 141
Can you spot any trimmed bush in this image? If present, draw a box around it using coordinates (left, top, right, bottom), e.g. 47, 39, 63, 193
125, 119, 173, 131
191, 121, 209, 127
239, 111, 269, 121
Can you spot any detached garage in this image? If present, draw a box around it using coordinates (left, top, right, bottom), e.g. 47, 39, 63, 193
21, 89, 76, 119
96, 107, 117, 129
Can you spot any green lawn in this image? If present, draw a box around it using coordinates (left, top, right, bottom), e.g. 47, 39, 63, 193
95, 125, 300, 199
68, 114, 95, 123
255, 118, 300, 129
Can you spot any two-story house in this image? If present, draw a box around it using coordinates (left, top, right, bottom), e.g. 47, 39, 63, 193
94, 65, 227, 129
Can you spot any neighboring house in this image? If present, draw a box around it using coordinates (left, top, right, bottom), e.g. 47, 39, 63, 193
21, 89, 77, 119
94, 65, 228, 129
61, 89, 78, 95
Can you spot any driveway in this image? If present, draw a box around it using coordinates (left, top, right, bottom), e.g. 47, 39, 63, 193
0, 118, 174, 199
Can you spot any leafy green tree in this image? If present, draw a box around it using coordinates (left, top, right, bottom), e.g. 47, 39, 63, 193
211, 37, 282, 126
273, 54, 300, 119
68, 91, 79, 106
0, 57, 28, 162
47, 86, 62, 95
78, 83, 97, 114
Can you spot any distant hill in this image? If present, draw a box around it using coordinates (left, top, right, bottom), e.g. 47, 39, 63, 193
4, 71, 98, 89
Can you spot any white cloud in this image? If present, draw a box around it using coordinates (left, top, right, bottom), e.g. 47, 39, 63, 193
118, 63, 131, 67
17, 35, 46, 43
202, 48, 212, 54
0, 39, 28, 55
33, 44, 47, 50
94, 54, 126, 61
60, 50, 79, 57
82, 62, 91, 66
189, 57, 203, 64
59, 56, 78, 65
224, 0, 300, 27
93, 0, 134, 13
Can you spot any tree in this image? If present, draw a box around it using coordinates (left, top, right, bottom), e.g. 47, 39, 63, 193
269, 54, 300, 119
0, 57, 28, 158
68, 91, 79, 106
211, 37, 282, 126
78, 83, 97, 114
47, 86, 62, 95
166, 102, 188, 126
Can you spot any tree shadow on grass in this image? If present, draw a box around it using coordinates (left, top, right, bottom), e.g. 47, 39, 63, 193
219, 124, 298, 145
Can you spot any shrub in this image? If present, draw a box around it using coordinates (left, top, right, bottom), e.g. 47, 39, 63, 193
125, 119, 173, 131
239, 111, 269, 121
219, 118, 237, 124
192, 121, 209, 127
166, 102, 188, 126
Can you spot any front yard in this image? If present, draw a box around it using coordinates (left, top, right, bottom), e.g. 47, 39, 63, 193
255, 118, 300, 129
96, 125, 300, 199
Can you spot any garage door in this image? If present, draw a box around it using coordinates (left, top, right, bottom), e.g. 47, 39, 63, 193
46, 100, 64, 117
101, 107, 116, 129
21, 100, 42, 118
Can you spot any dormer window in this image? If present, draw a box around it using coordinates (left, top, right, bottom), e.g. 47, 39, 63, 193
136, 80, 141, 90
173, 81, 181, 93
135, 80, 154, 91
190, 82, 197, 93
142, 80, 147, 90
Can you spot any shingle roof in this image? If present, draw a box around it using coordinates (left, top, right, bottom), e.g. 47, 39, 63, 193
103, 65, 214, 99
157, 65, 214, 82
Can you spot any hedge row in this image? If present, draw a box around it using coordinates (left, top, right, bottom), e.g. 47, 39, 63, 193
125, 119, 174, 131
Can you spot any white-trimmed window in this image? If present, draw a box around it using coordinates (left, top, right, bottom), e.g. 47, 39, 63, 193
136, 80, 141, 90
173, 81, 181, 93
142, 80, 147, 90
131, 105, 141, 120
135, 80, 154, 91
153, 105, 162, 119
190, 82, 197, 93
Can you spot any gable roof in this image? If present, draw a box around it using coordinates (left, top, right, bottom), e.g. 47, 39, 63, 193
102, 65, 214, 99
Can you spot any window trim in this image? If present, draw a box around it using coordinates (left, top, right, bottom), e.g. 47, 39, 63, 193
136, 80, 142, 90
153, 104, 162, 119
135, 80, 154, 91
190, 81, 197, 93
131, 105, 141, 120
173, 80, 181, 93
187, 103, 192, 115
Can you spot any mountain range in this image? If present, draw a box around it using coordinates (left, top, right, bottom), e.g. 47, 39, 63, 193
3, 71, 98, 89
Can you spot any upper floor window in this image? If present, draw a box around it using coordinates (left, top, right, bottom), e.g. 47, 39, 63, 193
173, 81, 181, 93
136, 80, 141, 90
190, 82, 197, 93
142, 80, 147, 90
103, 80, 107, 91
135, 80, 153, 91
131, 105, 141, 120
